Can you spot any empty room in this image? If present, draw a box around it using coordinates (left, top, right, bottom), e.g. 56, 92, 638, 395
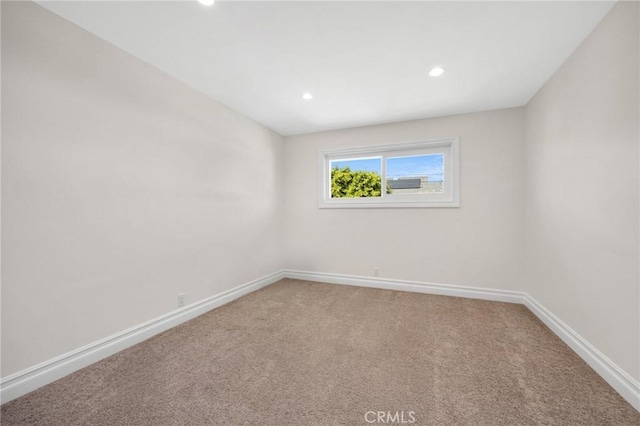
1, 0, 639, 424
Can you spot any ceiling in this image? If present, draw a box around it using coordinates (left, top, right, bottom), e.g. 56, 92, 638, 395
38, 1, 615, 136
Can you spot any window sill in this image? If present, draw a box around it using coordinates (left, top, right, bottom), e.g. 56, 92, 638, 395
319, 200, 460, 209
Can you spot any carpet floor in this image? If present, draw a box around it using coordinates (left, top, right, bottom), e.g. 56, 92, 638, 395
1, 279, 638, 425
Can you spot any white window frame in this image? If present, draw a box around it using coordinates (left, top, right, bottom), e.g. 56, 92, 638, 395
318, 138, 459, 209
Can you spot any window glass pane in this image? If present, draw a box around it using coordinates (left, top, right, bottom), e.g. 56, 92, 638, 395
330, 157, 383, 198
386, 154, 444, 194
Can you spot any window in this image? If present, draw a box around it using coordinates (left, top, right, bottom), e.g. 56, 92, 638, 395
319, 138, 459, 208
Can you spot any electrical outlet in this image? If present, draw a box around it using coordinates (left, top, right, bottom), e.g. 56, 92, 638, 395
178, 293, 186, 307
374, 267, 380, 277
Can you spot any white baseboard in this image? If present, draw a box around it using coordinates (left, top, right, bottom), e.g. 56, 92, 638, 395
283, 269, 640, 412
0, 270, 285, 404
524, 295, 640, 411
3, 269, 638, 413
283, 269, 526, 304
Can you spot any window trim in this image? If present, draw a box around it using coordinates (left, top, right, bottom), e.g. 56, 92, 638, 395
318, 138, 460, 209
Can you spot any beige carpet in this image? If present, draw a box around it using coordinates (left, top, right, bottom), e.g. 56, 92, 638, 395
2, 279, 638, 425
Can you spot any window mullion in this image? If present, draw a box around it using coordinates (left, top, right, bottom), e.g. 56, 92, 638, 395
380, 154, 387, 198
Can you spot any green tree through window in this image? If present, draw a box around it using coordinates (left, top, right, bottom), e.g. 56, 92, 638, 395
331, 167, 391, 198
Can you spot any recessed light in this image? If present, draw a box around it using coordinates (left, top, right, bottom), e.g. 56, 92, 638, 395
428, 67, 446, 77
198, 0, 214, 6
301, 93, 313, 100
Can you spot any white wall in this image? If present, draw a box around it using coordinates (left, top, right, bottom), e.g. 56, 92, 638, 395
524, 1, 639, 382
1, 2, 284, 376
283, 108, 525, 291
